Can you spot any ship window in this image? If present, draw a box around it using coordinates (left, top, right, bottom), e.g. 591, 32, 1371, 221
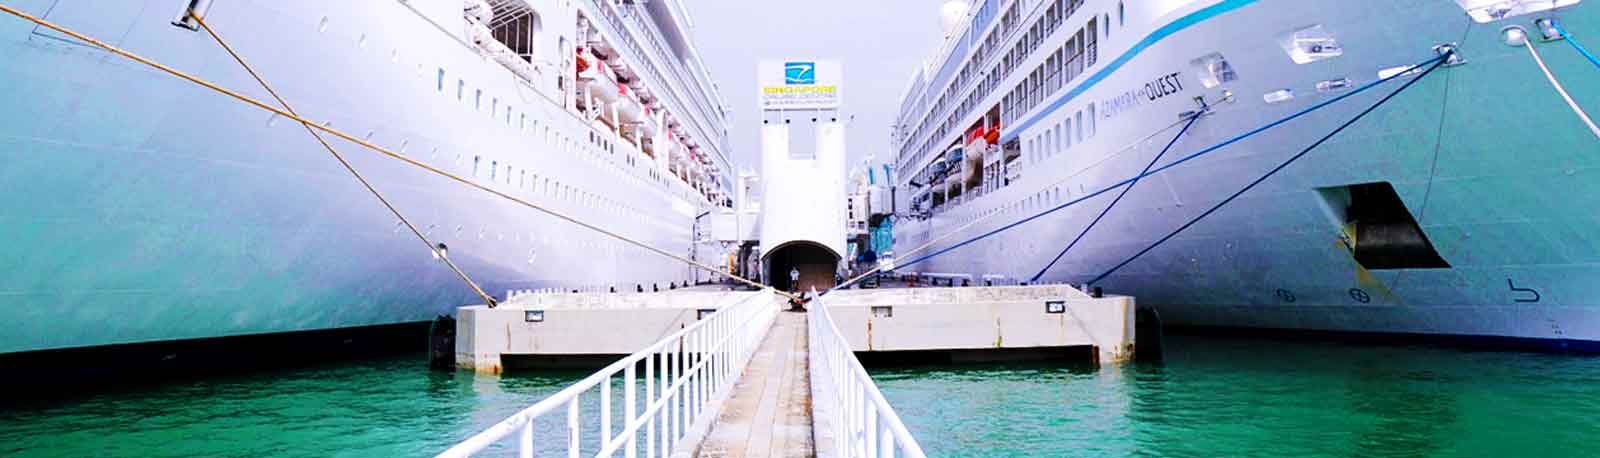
492, 98, 498, 117
490, 161, 498, 180
1118, 2, 1125, 26
437, 69, 446, 92
476, 90, 483, 110
1278, 25, 1343, 64
457, 79, 465, 100
1074, 111, 1084, 143
473, 156, 481, 177
1087, 104, 1096, 138
1062, 121, 1071, 149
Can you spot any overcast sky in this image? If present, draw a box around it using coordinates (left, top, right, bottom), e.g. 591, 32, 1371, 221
687, 0, 945, 171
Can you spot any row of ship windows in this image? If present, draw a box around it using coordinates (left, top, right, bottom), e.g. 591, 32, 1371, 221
268, 9, 691, 205
902, 0, 1120, 177
420, 65, 695, 225
1025, 104, 1097, 166
433, 66, 682, 192
955, 185, 1069, 228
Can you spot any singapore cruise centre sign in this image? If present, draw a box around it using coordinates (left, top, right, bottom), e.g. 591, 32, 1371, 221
758, 59, 842, 110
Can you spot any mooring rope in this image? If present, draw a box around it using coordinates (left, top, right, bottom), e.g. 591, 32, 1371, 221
1507, 26, 1600, 141
1028, 111, 1202, 283
1087, 51, 1452, 286
1553, 22, 1600, 70
830, 52, 1447, 293
829, 112, 1204, 292
188, 9, 497, 308
0, 3, 791, 301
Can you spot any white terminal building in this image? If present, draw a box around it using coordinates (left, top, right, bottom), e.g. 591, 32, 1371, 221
755, 60, 848, 292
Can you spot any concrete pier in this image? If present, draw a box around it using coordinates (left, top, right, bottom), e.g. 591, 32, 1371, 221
819, 285, 1135, 364
446, 284, 1133, 456
455, 290, 768, 373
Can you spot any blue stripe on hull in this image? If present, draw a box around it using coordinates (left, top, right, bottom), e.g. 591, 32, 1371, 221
1002, 0, 1258, 143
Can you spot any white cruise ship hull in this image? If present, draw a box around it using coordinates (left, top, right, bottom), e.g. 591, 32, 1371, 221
895, 0, 1600, 349
0, 0, 720, 354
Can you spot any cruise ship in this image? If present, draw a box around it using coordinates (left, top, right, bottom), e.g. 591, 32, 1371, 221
0, 0, 735, 356
891, 0, 1600, 349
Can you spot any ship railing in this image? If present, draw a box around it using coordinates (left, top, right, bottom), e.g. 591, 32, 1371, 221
808, 290, 928, 458
437, 289, 780, 458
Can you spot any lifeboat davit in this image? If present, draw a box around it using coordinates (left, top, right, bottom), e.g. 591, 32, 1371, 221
616, 84, 644, 123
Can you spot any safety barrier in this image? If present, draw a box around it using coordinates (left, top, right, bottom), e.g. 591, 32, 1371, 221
808, 291, 927, 458
437, 290, 779, 458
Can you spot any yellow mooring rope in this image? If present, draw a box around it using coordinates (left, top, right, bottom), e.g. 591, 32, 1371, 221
187, 9, 497, 308
0, 3, 790, 301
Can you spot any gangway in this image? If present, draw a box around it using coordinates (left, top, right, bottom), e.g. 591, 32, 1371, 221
440, 282, 1133, 457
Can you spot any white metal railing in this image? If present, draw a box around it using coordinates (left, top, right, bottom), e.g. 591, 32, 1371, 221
808, 290, 927, 458
438, 290, 779, 458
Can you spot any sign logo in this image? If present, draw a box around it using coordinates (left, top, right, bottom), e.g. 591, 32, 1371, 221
761, 59, 840, 110
784, 62, 815, 85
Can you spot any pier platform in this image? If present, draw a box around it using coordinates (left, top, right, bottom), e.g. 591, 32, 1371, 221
822, 285, 1135, 364
455, 289, 766, 373
441, 284, 1133, 457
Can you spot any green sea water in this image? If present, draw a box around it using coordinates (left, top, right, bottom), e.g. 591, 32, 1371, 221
2, 334, 1598, 457
873, 334, 1600, 457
